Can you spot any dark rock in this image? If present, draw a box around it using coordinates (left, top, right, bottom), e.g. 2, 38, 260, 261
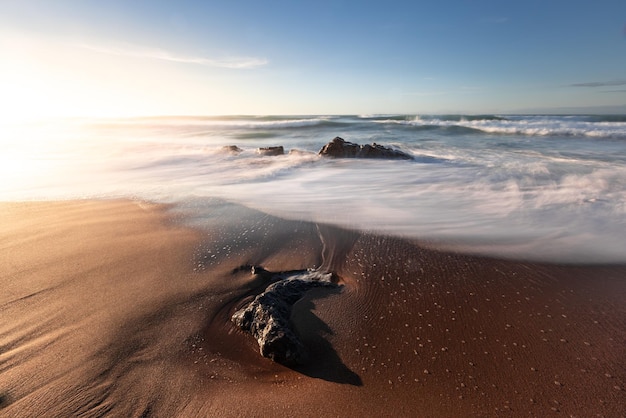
221, 145, 243, 154
319, 137, 413, 160
231, 267, 338, 366
257, 146, 284, 156
319, 137, 360, 158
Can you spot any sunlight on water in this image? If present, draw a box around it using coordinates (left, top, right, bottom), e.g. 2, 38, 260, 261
0, 122, 59, 197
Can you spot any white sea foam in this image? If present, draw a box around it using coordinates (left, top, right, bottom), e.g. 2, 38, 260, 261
378, 115, 626, 138
2, 116, 625, 262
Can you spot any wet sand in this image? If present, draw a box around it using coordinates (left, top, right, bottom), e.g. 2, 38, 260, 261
1, 200, 624, 417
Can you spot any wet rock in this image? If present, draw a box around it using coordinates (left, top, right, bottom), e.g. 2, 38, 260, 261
319, 137, 360, 158
221, 145, 243, 154
319, 137, 413, 160
257, 146, 284, 156
231, 267, 338, 366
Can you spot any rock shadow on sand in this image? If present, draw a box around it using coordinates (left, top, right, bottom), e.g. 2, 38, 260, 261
290, 287, 362, 386
0, 392, 11, 409
229, 266, 362, 386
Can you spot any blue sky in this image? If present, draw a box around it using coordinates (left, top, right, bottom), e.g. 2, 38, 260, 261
1, 0, 625, 118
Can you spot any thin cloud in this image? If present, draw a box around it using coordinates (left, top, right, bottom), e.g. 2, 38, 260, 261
79, 42, 268, 69
569, 79, 626, 88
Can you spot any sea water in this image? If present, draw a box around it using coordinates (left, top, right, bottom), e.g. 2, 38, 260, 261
2, 114, 625, 263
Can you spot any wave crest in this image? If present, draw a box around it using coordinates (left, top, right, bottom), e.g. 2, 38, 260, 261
376, 115, 626, 138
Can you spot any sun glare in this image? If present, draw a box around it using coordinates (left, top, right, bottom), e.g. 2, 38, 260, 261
1, 32, 169, 124
0, 68, 141, 125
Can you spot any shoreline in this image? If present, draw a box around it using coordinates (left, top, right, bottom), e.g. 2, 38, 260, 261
1, 199, 624, 417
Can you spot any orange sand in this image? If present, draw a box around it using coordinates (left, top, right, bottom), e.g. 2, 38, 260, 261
1, 200, 624, 417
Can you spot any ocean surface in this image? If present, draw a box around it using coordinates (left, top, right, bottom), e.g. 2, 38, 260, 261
2, 114, 626, 263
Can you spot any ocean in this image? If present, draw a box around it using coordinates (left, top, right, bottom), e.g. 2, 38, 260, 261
2, 114, 626, 263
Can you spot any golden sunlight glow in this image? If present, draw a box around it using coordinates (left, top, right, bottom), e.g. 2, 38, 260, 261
0, 30, 220, 123
0, 26, 281, 126
0, 122, 53, 199
0, 32, 113, 123
0, 58, 158, 124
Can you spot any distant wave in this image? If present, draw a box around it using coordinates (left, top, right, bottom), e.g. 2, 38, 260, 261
358, 114, 410, 121
581, 114, 626, 123
421, 114, 508, 122
98, 116, 345, 130
367, 114, 506, 123
84, 114, 626, 138
192, 116, 344, 129
376, 115, 626, 138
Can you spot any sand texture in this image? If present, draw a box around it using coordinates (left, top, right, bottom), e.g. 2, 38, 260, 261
1, 200, 625, 417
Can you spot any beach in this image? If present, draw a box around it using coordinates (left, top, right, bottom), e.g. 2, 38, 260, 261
4, 0, 626, 414
1, 199, 624, 417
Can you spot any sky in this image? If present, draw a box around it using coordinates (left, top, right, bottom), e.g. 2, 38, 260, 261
1, 0, 625, 119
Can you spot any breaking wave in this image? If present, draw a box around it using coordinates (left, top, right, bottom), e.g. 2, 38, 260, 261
376, 115, 626, 138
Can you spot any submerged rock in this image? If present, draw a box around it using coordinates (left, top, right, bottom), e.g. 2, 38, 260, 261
288, 148, 314, 156
231, 267, 338, 366
319, 137, 413, 160
257, 146, 284, 156
221, 145, 243, 154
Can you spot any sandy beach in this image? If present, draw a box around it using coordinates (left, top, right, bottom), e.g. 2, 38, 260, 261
1, 199, 624, 417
